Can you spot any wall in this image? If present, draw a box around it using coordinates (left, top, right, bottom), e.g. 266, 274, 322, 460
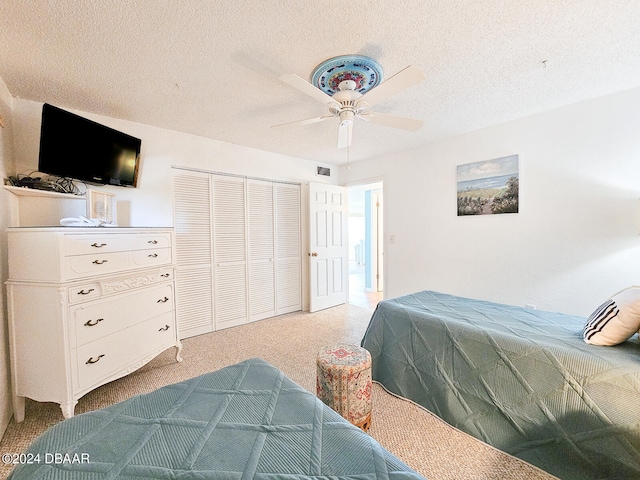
342, 87, 640, 317
0, 76, 15, 437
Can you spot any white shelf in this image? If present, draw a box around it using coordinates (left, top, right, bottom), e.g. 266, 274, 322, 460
4, 185, 85, 200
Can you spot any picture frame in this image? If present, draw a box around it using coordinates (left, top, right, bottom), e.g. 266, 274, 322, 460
457, 155, 519, 216
86, 189, 117, 225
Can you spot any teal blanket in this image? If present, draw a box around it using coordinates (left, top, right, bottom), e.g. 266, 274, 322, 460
9, 358, 423, 479
361, 291, 640, 480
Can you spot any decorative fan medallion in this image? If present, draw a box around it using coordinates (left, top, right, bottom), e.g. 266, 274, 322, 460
311, 55, 384, 95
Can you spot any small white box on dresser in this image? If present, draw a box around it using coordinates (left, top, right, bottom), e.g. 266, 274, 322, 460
5, 227, 183, 421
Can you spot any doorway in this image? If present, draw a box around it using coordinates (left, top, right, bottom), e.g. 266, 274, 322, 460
347, 182, 383, 309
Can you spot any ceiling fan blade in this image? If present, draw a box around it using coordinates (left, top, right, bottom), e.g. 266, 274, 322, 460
272, 115, 334, 128
279, 73, 335, 105
366, 112, 424, 131
359, 65, 425, 107
337, 122, 353, 149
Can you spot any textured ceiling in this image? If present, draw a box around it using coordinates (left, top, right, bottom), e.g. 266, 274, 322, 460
1, 1, 640, 165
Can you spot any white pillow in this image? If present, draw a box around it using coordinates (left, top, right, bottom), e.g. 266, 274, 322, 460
583, 287, 640, 346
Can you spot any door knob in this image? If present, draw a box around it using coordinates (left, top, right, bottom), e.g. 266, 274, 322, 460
309, 252, 318, 257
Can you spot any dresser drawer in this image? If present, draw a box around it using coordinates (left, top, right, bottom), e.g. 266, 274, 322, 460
64, 235, 127, 255
75, 312, 176, 390
68, 269, 174, 304
130, 234, 172, 251
64, 233, 171, 256
71, 283, 174, 347
66, 252, 129, 279
68, 283, 102, 303
130, 248, 172, 268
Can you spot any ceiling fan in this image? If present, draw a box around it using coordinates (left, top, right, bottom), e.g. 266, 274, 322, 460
274, 55, 426, 149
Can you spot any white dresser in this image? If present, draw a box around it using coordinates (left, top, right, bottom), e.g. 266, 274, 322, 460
6, 227, 182, 421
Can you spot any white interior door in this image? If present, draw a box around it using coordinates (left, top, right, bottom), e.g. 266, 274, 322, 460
309, 182, 348, 312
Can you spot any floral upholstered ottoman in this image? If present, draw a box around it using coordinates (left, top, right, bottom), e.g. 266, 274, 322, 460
316, 343, 372, 431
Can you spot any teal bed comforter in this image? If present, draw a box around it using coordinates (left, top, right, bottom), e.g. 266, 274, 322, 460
9, 358, 423, 479
361, 290, 640, 480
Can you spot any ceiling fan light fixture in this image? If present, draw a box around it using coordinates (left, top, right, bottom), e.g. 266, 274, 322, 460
339, 110, 355, 126
338, 79, 357, 91
328, 103, 342, 115
277, 56, 425, 149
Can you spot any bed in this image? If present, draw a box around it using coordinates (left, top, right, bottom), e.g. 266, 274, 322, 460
8, 358, 423, 479
361, 290, 640, 480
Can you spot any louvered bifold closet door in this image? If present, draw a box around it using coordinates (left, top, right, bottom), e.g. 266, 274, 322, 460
247, 179, 276, 322
275, 183, 302, 314
172, 170, 214, 338
212, 175, 248, 330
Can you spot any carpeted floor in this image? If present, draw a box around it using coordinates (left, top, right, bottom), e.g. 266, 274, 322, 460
0, 304, 557, 479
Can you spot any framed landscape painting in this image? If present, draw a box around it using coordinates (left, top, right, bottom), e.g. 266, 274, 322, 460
457, 155, 519, 216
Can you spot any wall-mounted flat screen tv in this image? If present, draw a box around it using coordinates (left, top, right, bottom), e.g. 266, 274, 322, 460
38, 103, 141, 187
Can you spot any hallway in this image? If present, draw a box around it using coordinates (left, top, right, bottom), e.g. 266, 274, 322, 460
348, 261, 382, 310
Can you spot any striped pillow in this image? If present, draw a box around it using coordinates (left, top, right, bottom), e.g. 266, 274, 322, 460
583, 287, 640, 345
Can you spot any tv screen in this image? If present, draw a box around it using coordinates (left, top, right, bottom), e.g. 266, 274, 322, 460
38, 103, 141, 187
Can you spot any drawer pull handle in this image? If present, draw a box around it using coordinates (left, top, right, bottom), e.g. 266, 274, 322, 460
91, 243, 107, 248
160, 273, 170, 278
148, 240, 158, 244
159, 325, 170, 332
148, 254, 158, 258
92, 259, 108, 265
84, 318, 103, 327
157, 296, 170, 303
86, 354, 105, 365
77, 288, 95, 295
